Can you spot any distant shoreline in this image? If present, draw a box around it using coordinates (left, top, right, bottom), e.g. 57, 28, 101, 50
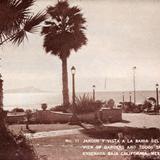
4, 90, 156, 94
2, 90, 157, 111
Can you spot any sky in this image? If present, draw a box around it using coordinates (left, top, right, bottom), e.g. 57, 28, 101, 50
1, 0, 160, 93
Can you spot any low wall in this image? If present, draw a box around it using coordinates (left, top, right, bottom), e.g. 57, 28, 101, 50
100, 108, 122, 122
78, 108, 122, 123
34, 111, 72, 123
77, 112, 96, 123
34, 108, 122, 124
6, 112, 26, 124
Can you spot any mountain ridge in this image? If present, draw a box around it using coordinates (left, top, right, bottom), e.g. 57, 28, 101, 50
4, 86, 49, 93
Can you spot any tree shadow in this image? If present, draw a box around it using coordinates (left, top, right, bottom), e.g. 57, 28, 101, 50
103, 119, 130, 124
120, 119, 130, 123
80, 126, 160, 140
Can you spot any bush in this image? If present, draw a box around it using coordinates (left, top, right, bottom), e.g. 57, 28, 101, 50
11, 108, 25, 112
0, 125, 38, 160
50, 94, 104, 114
50, 104, 71, 113
41, 103, 47, 111
75, 94, 103, 114
119, 102, 142, 113
1, 109, 36, 157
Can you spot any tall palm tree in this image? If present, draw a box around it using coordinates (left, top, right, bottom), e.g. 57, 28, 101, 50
0, 0, 45, 128
0, 1, 45, 159
0, 0, 46, 45
41, 1, 87, 105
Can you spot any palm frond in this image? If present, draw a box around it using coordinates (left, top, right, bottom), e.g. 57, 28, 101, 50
0, 0, 34, 41
67, 6, 81, 17
10, 29, 27, 45
0, 1, 20, 35
11, 0, 36, 20
23, 11, 46, 33
47, 1, 69, 18
17, 0, 36, 11
0, 0, 45, 45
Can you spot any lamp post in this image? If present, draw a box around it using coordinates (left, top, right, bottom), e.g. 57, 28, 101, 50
156, 83, 159, 112
133, 66, 136, 104
69, 66, 80, 125
122, 92, 125, 104
92, 85, 96, 101
129, 92, 132, 103
0, 74, 3, 108
71, 66, 76, 105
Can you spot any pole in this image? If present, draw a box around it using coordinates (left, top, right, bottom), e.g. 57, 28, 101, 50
129, 92, 132, 103
93, 89, 95, 101
122, 92, 125, 104
92, 85, 96, 101
104, 78, 107, 90
133, 66, 136, 104
72, 74, 75, 105
0, 74, 3, 108
69, 66, 81, 125
156, 84, 159, 112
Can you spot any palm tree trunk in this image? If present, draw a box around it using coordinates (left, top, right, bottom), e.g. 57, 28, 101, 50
62, 57, 69, 105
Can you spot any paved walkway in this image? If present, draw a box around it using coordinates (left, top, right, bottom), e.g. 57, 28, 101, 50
26, 113, 160, 139
25, 128, 82, 139
108, 113, 160, 129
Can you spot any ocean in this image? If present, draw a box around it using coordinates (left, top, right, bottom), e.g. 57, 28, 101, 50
3, 90, 158, 111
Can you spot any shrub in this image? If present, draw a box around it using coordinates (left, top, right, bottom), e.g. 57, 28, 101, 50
41, 103, 47, 111
0, 129, 39, 160
0, 115, 38, 160
120, 102, 142, 113
25, 109, 32, 130
11, 108, 25, 112
75, 94, 103, 114
50, 104, 71, 113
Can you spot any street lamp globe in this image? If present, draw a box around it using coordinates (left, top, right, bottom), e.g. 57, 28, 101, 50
156, 83, 159, 88
133, 66, 136, 70
92, 85, 96, 89
71, 66, 76, 75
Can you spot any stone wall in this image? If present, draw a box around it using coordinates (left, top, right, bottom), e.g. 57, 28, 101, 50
78, 112, 96, 123
34, 108, 122, 124
34, 110, 72, 123
100, 108, 122, 122
78, 108, 122, 123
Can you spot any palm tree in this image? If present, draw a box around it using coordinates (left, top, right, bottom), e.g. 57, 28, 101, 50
0, 0, 45, 112
0, 1, 45, 159
0, 0, 45, 125
41, 1, 87, 105
0, 0, 46, 45
0, 0, 45, 128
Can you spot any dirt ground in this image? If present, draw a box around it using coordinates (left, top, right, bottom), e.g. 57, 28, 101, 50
32, 134, 130, 160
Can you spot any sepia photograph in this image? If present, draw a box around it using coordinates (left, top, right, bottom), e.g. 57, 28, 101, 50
0, 0, 160, 160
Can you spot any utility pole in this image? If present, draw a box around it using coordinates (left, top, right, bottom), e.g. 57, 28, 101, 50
133, 66, 136, 105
